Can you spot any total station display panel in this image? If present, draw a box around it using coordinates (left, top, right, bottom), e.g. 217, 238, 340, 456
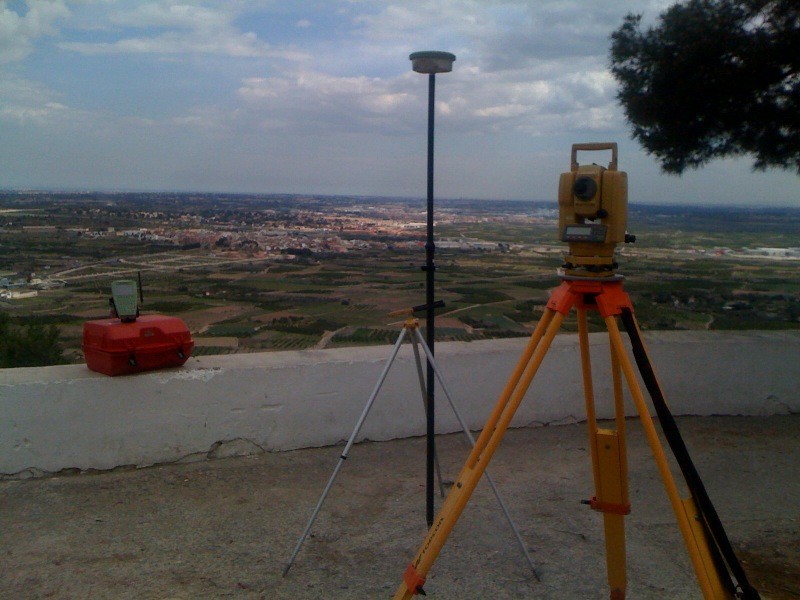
561, 223, 608, 243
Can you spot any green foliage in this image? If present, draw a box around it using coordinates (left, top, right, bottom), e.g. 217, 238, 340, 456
204, 323, 257, 337
711, 312, 800, 330
191, 346, 236, 356
265, 333, 318, 350
256, 299, 295, 311
0, 313, 65, 367
264, 316, 341, 336
13, 314, 82, 325
144, 300, 205, 313
610, 0, 800, 174
332, 328, 400, 346
458, 314, 523, 331
503, 299, 546, 322
445, 286, 512, 304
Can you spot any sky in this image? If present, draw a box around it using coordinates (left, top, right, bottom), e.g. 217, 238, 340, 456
0, 0, 797, 207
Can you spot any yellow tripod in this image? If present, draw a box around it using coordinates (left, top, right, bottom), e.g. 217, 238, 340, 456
393, 276, 759, 599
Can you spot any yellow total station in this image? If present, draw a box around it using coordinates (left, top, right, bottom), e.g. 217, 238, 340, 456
558, 142, 633, 276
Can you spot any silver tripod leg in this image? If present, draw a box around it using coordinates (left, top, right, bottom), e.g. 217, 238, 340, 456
409, 334, 447, 499
412, 327, 540, 579
283, 327, 409, 577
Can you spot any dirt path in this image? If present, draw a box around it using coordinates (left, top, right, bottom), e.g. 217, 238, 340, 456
314, 328, 343, 349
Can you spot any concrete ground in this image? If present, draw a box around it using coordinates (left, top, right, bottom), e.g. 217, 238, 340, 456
1, 415, 798, 600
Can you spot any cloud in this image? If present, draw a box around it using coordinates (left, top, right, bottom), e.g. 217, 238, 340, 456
235, 71, 417, 133
188, 1, 625, 142
0, 76, 85, 125
353, 1, 490, 44
107, 3, 231, 30
6, 1, 625, 145
60, 30, 268, 57
0, 99, 69, 124
227, 56, 618, 140
0, 0, 70, 64
58, 2, 278, 58
438, 61, 620, 134
295, 1, 625, 134
8, 0, 740, 200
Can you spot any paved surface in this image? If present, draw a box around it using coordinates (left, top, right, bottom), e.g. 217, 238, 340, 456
1, 415, 798, 599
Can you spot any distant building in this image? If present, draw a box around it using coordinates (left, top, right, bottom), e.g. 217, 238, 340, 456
31, 279, 66, 290
747, 247, 800, 258
0, 290, 38, 300
0, 277, 27, 289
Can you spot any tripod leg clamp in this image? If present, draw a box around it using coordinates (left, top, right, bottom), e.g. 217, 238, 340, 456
403, 563, 427, 595
588, 496, 631, 516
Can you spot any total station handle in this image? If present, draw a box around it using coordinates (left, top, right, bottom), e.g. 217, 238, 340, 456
571, 142, 618, 171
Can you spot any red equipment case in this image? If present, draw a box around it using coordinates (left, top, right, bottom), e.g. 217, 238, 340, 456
83, 314, 194, 376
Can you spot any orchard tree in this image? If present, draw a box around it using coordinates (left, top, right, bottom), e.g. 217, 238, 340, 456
609, 0, 799, 174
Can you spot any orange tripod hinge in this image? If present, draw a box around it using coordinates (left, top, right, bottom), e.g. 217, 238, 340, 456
403, 563, 426, 595
547, 279, 633, 318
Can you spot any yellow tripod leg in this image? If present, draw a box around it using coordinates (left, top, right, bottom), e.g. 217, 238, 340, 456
577, 309, 601, 488
605, 315, 731, 599
579, 310, 629, 599
594, 428, 628, 600
609, 340, 628, 480
393, 308, 566, 599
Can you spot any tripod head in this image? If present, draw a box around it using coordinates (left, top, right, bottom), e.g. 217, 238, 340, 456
558, 143, 634, 277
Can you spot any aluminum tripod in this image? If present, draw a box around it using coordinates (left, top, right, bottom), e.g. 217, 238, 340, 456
283, 315, 538, 578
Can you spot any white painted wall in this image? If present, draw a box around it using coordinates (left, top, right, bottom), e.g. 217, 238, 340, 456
2, 331, 798, 477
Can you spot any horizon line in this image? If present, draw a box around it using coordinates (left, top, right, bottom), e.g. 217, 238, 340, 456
1, 188, 798, 211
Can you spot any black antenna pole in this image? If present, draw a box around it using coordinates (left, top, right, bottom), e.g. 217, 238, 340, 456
410, 51, 455, 528
424, 70, 437, 528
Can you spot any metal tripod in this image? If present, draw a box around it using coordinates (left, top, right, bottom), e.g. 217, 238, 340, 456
283, 313, 538, 578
